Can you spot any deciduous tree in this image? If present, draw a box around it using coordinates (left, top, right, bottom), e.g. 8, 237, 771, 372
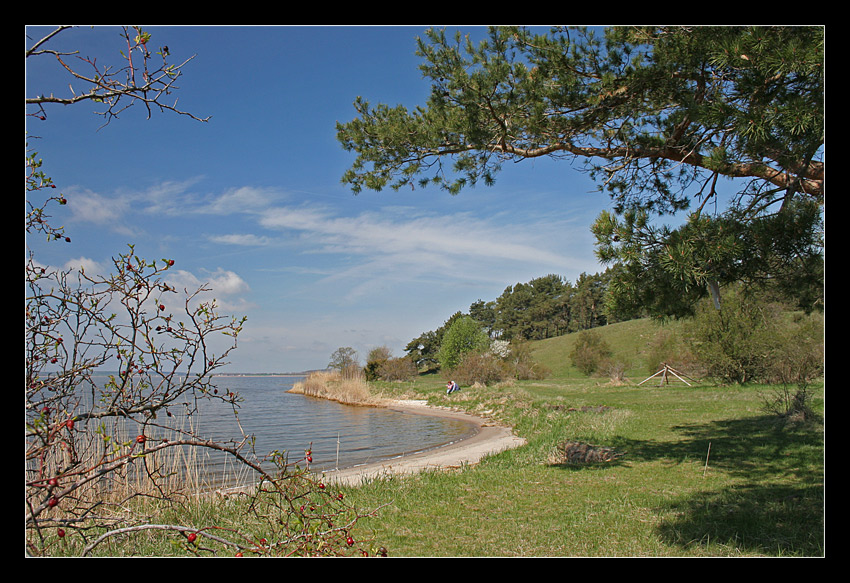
437, 315, 490, 371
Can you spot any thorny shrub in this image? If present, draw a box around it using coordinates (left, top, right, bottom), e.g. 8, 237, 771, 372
26, 26, 387, 557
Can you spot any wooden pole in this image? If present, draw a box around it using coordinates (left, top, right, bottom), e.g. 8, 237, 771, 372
638, 363, 695, 387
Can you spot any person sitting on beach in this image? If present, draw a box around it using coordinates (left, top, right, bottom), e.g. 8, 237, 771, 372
446, 380, 459, 395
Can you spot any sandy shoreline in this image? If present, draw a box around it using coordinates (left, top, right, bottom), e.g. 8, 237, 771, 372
318, 399, 526, 486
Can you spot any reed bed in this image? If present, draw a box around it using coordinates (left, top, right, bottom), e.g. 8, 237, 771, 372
287, 369, 378, 406
28, 412, 255, 515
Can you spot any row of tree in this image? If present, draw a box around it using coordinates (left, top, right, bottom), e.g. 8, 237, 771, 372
404, 269, 621, 371
338, 25, 823, 378
471, 271, 618, 341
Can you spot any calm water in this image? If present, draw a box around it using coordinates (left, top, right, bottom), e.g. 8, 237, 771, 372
89, 375, 474, 486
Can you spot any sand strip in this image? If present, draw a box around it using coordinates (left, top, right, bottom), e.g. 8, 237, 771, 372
319, 400, 526, 486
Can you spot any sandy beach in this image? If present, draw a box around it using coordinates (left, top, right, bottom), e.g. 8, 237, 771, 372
319, 400, 526, 486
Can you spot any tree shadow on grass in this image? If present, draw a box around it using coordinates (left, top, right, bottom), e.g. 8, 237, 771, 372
655, 481, 824, 556
558, 414, 824, 556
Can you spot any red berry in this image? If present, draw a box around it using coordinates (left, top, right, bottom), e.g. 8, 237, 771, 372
235, 552, 243, 557
187, 532, 197, 543
48, 477, 59, 487
346, 536, 354, 546
159, 304, 166, 311
65, 419, 74, 430
306, 456, 312, 463
48, 497, 59, 508
136, 434, 146, 444
57, 528, 65, 538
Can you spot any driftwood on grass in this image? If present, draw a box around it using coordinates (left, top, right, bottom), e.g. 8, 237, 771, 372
555, 441, 625, 465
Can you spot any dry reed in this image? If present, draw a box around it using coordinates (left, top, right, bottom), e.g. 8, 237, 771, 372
29, 412, 253, 514
287, 369, 376, 406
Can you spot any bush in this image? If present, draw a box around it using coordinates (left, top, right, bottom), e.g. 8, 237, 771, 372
450, 351, 509, 386
763, 311, 825, 387
377, 357, 418, 381
684, 288, 824, 385
570, 330, 612, 376
363, 346, 392, 380
760, 310, 824, 423
363, 359, 381, 381
646, 328, 703, 378
602, 360, 629, 384
444, 336, 551, 386
363, 346, 417, 382
684, 289, 773, 384
503, 338, 550, 380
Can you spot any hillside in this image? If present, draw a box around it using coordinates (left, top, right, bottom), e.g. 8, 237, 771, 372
530, 318, 687, 381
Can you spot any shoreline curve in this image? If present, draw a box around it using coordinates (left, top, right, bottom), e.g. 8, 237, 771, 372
319, 399, 526, 486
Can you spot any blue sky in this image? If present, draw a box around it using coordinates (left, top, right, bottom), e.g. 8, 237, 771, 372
26, 25, 613, 373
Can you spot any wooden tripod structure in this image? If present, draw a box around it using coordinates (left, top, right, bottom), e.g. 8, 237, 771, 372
638, 363, 695, 387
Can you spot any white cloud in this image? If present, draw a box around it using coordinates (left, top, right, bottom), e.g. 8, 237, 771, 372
67, 189, 130, 226
164, 268, 253, 313
200, 185, 283, 216
138, 178, 206, 216
168, 268, 249, 293
248, 203, 588, 308
65, 181, 281, 227
208, 233, 274, 246
64, 256, 106, 274
258, 205, 572, 273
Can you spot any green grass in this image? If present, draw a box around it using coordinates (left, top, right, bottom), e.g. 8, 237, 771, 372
532, 317, 683, 380
44, 319, 823, 557
342, 384, 822, 556
342, 319, 824, 557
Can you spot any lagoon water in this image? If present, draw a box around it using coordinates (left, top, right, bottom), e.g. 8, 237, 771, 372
92, 374, 474, 486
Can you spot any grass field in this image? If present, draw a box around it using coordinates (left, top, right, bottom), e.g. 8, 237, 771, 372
43, 318, 823, 557
341, 318, 825, 557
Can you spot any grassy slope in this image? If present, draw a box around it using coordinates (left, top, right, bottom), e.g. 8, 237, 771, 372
531, 317, 673, 380
344, 319, 824, 557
